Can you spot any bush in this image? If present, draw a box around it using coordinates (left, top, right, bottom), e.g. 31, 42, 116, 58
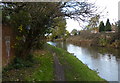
117, 20, 120, 40
99, 38, 109, 47
25, 54, 34, 62
3, 54, 34, 72
13, 55, 34, 69
34, 41, 45, 50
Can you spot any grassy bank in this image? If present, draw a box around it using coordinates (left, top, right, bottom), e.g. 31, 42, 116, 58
3, 43, 107, 82
67, 32, 120, 48
46, 44, 106, 81
2, 50, 54, 81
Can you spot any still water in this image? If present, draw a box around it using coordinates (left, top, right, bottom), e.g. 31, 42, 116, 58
47, 41, 120, 81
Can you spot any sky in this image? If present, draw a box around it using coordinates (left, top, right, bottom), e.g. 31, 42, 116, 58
66, 0, 120, 32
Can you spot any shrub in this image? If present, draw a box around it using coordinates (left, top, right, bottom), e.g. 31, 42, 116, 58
99, 38, 108, 47
3, 54, 34, 72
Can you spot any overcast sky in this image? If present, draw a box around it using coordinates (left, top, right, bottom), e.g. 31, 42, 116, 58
66, 0, 120, 32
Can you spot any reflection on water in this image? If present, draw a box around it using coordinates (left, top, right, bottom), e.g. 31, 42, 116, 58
47, 41, 120, 81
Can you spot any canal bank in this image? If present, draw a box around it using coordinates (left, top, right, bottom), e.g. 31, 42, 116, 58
46, 43, 106, 81
3, 43, 106, 82
66, 32, 120, 49
48, 41, 120, 82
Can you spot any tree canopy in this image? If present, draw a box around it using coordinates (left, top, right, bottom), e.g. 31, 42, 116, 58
88, 15, 100, 29
71, 29, 78, 35
105, 19, 112, 31
117, 20, 120, 39
50, 17, 67, 40
99, 21, 105, 32
2, 2, 97, 59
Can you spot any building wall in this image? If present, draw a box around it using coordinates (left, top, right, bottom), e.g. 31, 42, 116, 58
0, 24, 2, 78
2, 25, 15, 67
118, 1, 120, 20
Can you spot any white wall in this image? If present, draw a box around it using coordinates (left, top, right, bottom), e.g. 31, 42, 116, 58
119, 1, 120, 20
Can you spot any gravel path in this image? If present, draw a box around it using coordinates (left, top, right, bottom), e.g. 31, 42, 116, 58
53, 53, 65, 81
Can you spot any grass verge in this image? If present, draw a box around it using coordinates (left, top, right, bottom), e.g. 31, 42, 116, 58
46, 44, 107, 81
2, 50, 54, 81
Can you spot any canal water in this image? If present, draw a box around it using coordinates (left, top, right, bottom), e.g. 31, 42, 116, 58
47, 41, 120, 82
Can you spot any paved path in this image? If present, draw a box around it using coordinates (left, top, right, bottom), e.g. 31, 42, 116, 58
53, 53, 65, 81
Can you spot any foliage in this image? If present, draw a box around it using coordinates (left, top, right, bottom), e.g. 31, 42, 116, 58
116, 20, 120, 40
71, 29, 78, 35
3, 54, 34, 72
65, 30, 70, 37
88, 15, 100, 29
99, 38, 108, 47
50, 17, 67, 40
2, 2, 97, 59
13, 57, 33, 69
118, 20, 120, 31
2, 2, 62, 59
105, 19, 112, 31
111, 40, 120, 48
99, 21, 105, 32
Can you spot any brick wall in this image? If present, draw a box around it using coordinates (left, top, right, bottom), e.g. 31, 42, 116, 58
2, 25, 15, 67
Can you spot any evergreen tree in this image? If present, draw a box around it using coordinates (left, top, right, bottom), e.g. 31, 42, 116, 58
118, 20, 120, 32
71, 29, 78, 35
105, 19, 112, 31
117, 20, 120, 39
99, 21, 105, 32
